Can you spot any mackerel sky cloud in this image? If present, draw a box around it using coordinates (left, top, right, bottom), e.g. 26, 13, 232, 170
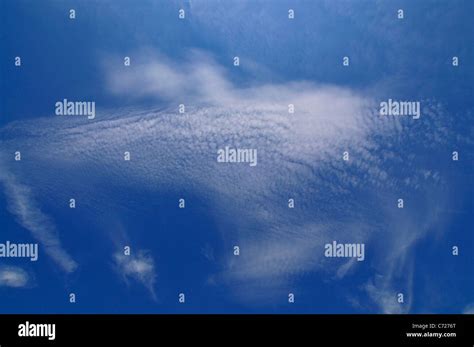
0, 0, 472, 315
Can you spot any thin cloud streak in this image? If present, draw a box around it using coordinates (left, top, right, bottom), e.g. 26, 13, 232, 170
0, 167, 78, 273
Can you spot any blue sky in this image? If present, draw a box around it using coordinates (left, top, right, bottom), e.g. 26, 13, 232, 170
0, 0, 473, 313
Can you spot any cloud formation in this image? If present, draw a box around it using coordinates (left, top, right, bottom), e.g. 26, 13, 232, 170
0, 266, 30, 288
114, 250, 157, 300
0, 49, 464, 311
0, 166, 78, 273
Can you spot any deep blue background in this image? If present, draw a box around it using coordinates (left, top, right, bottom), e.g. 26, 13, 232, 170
0, 0, 473, 313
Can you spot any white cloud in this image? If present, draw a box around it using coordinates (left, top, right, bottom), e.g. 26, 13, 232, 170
0, 169, 78, 273
0, 49, 461, 309
114, 250, 157, 299
365, 281, 405, 314
0, 266, 30, 288
105, 50, 234, 104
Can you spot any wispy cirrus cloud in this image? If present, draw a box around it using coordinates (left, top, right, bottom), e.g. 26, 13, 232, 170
0, 167, 77, 273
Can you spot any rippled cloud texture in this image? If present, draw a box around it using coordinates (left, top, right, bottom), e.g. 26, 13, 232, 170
1, 49, 468, 312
